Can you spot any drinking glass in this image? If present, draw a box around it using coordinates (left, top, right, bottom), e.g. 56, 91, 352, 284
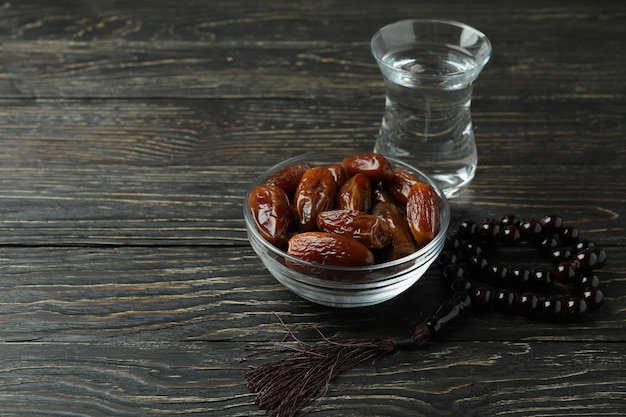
371, 19, 492, 198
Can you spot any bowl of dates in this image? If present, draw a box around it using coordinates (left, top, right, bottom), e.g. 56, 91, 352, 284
244, 152, 450, 307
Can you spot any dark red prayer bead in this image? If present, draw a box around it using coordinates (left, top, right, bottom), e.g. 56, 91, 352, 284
577, 273, 600, 289
461, 241, 483, 258
593, 248, 607, 267
517, 292, 540, 317
539, 236, 559, 259
540, 213, 563, 233
478, 219, 500, 241
563, 297, 588, 319
550, 247, 573, 263
423, 316, 439, 334
540, 297, 563, 321
574, 239, 595, 252
581, 287, 604, 309
500, 225, 522, 245
531, 268, 554, 290
487, 263, 509, 285
457, 219, 478, 239
445, 233, 461, 251
559, 226, 580, 244
573, 249, 599, 271
470, 287, 494, 307
443, 264, 467, 281
554, 261, 578, 283
500, 214, 521, 227
509, 265, 531, 289
438, 250, 458, 268
519, 218, 542, 240
495, 289, 517, 313
467, 255, 488, 278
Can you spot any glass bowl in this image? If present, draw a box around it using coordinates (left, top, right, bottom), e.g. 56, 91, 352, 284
243, 153, 450, 308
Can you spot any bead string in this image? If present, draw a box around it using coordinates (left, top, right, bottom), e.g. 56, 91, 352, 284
416, 214, 606, 341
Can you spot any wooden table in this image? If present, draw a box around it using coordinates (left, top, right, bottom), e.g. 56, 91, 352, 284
1, 1, 624, 415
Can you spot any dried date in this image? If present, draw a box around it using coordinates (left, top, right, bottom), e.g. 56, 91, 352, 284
406, 182, 440, 246
384, 168, 421, 205
338, 173, 371, 212
266, 163, 310, 200
317, 209, 391, 249
293, 166, 337, 231
341, 152, 394, 182
248, 185, 295, 248
372, 183, 396, 205
372, 202, 417, 261
287, 231, 375, 267
326, 164, 348, 189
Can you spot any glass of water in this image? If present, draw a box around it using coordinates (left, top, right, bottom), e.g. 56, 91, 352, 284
371, 19, 492, 198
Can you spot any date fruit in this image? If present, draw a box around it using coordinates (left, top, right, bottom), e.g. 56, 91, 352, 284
406, 182, 440, 246
287, 231, 374, 267
384, 168, 421, 205
326, 164, 348, 189
372, 183, 396, 205
317, 209, 391, 249
294, 166, 337, 231
338, 173, 371, 212
266, 163, 310, 200
248, 185, 295, 248
372, 202, 417, 261
341, 152, 394, 182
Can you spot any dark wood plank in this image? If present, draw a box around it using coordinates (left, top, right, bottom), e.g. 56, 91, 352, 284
0, 39, 622, 100
0, 2, 624, 99
0, 99, 622, 168
2, 0, 624, 44
0, 340, 261, 416
0, 339, 623, 416
0, 246, 622, 344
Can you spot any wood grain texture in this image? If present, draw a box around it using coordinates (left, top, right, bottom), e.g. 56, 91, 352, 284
0, 1, 623, 99
0, 98, 622, 246
0, 246, 623, 345
0, 340, 623, 417
0, 40, 621, 100
0, 99, 623, 167
0, 0, 624, 416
